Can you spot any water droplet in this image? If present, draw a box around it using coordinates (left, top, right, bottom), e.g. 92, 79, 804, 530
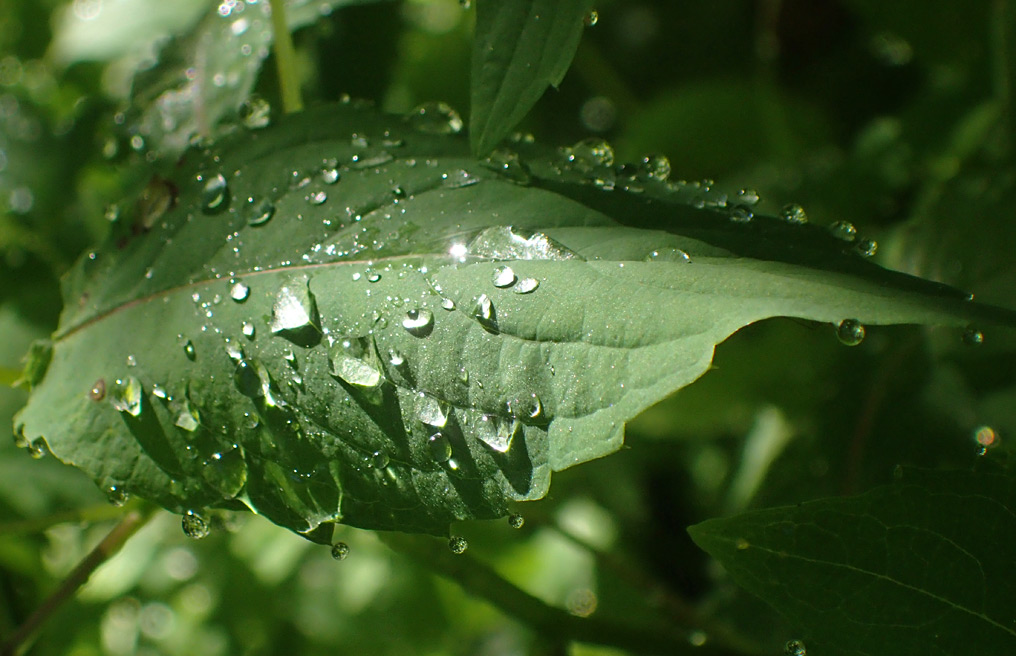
836, 319, 865, 346
473, 294, 497, 332
584, 10, 598, 26
151, 383, 168, 400
483, 148, 531, 184
974, 425, 999, 453
366, 270, 381, 283
514, 277, 540, 294
200, 173, 229, 212
440, 297, 456, 311
467, 226, 580, 261
780, 203, 808, 224
388, 349, 406, 367
962, 327, 984, 346
234, 359, 270, 398
90, 379, 106, 401
110, 377, 143, 416
329, 338, 383, 388
448, 536, 468, 554
639, 154, 670, 181
175, 400, 201, 432
405, 102, 463, 135
125, 354, 137, 367
230, 281, 250, 302
183, 340, 196, 360
428, 432, 452, 462
441, 169, 479, 189
321, 167, 340, 184
242, 322, 256, 339
729, 205, 753, 223
735, 188, 760, 205
475, 414, 519, 453
308, 190, 328, 205
563, 137, 614, 170
492, 265, 517, 288
855, 238, 878, 257
519, 393, 543, 421
645, 248, 691, 263
417, 394, 449, 427
508, 513, 525, 529
239, 95, 272, 129
371, 450, 390, 468
28, 438, 47, 459
247, 198, 275, 226
269, 278, 321, 345
402, 308, 435, 337
331, 542, 350, 560
106, 485, 129, 507
784, 639, 806, 656
829, 220, 857, 242
181, 511, 210, 539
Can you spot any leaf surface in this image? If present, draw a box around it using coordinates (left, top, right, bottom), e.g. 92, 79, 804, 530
470, 0, 595, 155
14, 103, 1015, 540
688, 469, 1016, 655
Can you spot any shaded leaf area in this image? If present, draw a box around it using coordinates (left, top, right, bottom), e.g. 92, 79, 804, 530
14, 102, 1015, 541
688, 468, 1016, 656
470, 0, 595, 155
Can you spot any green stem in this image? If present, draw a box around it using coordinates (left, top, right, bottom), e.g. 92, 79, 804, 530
0, 509, 152, 656
381, 532, 745, 656
269, 0, 304, 114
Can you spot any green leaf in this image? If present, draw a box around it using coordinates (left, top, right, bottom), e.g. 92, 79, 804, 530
13, 103, 1015, 541
688, 468, 1016, 655
470, 0, 595, 156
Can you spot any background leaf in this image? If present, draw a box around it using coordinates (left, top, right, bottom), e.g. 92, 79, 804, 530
688, 468, 1016, 655
469, 0, 595, 156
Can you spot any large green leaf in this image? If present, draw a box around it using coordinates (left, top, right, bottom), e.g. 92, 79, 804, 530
13, 102, 1015, 541
688, 468, 1016, 655
470, 0, 595, 156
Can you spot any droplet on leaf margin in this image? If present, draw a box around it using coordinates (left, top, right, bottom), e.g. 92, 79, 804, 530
508, 513, 525, 529
448, 536, 468, 554
181, 511, 210, 539
779, 203, 808, 224
828, 220, 857, 242
331, 542, 350, 560
784, 639, 806, 656
836, 319, 865, 346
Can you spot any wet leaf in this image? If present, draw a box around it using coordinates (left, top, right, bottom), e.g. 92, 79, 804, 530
470, 0, 595, 156
14, 102, 1016, 540
688, 469, 1016, 655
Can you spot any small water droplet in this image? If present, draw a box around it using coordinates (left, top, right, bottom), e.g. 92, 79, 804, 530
151, 383, 168, 400
402, 308, 435, 337
239, 95, 272, 129
836, 319, 865, 346
90, 379, 106, 401
784, 639, 807, 656
563, 137, 614, 170
508, 513, 525, 529
441, 169, 479, 189
735, 188, 760, 205
483, 148, 531, 184
371, 450, 390, 468
428, 432, 452, 463
514, 277, 540, 294
125, 354, 137, 367
181, 511, 210, 539
492, 265, 517, 288
230, 281, 250, 302
321, 167, 340, 184
106, 485, 129, 507
307, 190, 328, 206
962, 327, 984, 346
855, 238, 878, 257
473, 294, 497, 332
829, 220, 857, 242
247, 198, 275, 226
639, 154, 670, 181
242, 322, 256, 339
110, 377, 143, 416
28, 438, 47, 459
183, 340, 196, 360
331, 542, 350, 560
520, 393, 543, 420
584, 10, 598, 26
729, 205, 753, 223
366, 270, 381, 283
405, 102, 463, 135
448, 536, 468, 554
440, 297, 456, 311
200, 173, 229, 212
780, 203, 808, 224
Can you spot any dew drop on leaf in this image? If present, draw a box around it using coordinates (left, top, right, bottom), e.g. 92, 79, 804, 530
110, 377, 143, 416
28, 438, 47, 459
89, 379, 106, 401
230, 281, 250, 302
779, 203, 808, 224
321, 167, 340, 185
428, 432, 452, 463
836, 318, 865, 346
183, 339, 196, 360
448, 536, 468, 554
514, 277, 540, 294
475, 415, 519, 453
331, 542, 350, 561
239, 96, 271, 129
405, 101, 463, 135
829, 220, 857, 242
328, 338, 383, 389
440, 297, 456, 311
639, 154, 671, 181
584, 10, 598, 26
175, 400, 200, 432
563, 137, 614, 170
962, 327, 984, 346
247, 198, 275, 227
508, 513, 525, 529
729, 205, 753, 223
269, 279, 320, 345
441, 169, 479, 189
181, 511, 210, 539
417, 394, 449, 427
366, 270, 381, 283
492, 265, 517, 288
735, 188, 760, 206
855, 238, 878, 257
242, 322, 256, 339
200, 173, 229, 212
105, 485, 128, 507
473, 294, 497, 332
371, 451, 390, 469
402, 308, 434, 337
307, 190, 327, 205
784, 639, 807, 656
233, 359, 269, 398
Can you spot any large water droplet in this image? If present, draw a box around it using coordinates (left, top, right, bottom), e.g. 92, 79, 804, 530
448, 536, 468, 554
402, 308, 435, 337
331, 542, 350, 560
473, 294, 498, 333
780, 203, 808, 224
729, 205, 753, 223
428, 432, 452, 463
230, 280, 250, 302
269, 278, 320, 346
405, 102, 463, 135
508, 513, 525, 529
855, 238, 878, 257
514, 277, 540, 294
467, 226, 580, 261
563, 137, 615, 171
639, 154, 671, 181
371, 450, 390, 468
836, 319, 865, 346
829, 220, 857, 242
234, 359, 271, 398
242, 322, 256, 339
110, 377, 143, 416
475, 414, 519, 453
239, 96, 272, 129
784, 639, 806, 656
181, 511, 210, 539
321, 167, 341, 185
492, 265, 517, 288
175, 400, 201, 432
329, 338, 383, 388
307, 190, 328, 205
247, 198, 275, 226
417, 394, 449, 427
200, 173, 229, 213
584, 10, 598, 26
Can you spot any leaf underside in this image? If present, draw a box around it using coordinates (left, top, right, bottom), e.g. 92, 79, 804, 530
13, 102, 1014, 541
688, 469, 1016, 656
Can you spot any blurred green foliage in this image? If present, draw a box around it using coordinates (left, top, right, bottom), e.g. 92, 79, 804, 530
1, 1, 1014, 654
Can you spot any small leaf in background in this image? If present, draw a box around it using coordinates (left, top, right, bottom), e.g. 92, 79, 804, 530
470, 0, 596, 156
688, 468, 1016, 655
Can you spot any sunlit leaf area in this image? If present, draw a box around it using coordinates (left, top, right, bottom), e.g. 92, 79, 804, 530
2, 1, 1015, 655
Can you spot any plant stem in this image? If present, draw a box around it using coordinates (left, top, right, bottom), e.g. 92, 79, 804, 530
269, 0, 304, 114
0, 509, 151, 656
381, 532, 747, 656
